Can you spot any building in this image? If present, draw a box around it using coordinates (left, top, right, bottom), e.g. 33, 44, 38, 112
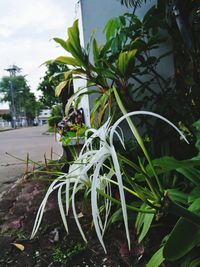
38, 109, 51, 125
0, 108, 11, 130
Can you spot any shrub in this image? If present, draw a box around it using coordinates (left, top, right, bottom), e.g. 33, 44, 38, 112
47, 115, 62, 127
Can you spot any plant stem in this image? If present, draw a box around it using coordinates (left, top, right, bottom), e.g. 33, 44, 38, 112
113, 87, 163, 196
97, 189, 155, 214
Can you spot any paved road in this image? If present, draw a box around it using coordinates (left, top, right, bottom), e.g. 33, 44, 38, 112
0, 125, 62, 195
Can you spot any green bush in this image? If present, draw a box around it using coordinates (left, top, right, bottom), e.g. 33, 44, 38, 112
2, 113, 12, 122
47, 115, 62, 127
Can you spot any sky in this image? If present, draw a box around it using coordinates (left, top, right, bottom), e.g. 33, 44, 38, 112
0, 0, 76, 108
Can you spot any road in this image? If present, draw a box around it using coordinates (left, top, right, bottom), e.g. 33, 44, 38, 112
0, 125, 62, 196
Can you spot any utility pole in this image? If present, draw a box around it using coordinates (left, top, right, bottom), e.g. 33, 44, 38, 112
4, 65, 21, 128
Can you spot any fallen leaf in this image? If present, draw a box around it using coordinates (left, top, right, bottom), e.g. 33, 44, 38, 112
11, 243, 25, 251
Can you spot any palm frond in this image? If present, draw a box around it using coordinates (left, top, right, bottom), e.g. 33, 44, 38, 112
119, 0, 147, 8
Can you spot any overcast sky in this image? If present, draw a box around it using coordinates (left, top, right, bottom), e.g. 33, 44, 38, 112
0, 0, 76, 108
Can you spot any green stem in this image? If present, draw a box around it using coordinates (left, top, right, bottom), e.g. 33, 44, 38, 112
113, 87, 163, 196
97, 188, 156, 214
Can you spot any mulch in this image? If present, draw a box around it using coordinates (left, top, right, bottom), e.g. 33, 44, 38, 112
0, 178, 152, 267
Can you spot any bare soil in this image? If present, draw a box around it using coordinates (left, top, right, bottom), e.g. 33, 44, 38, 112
0, 178, 162, 267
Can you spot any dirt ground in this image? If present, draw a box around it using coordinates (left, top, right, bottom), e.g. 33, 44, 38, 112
0, 176, 153, 267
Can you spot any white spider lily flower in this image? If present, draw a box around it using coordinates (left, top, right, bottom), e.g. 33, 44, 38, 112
32, 110, 188, 254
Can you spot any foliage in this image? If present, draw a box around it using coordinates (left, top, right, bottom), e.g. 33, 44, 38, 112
52, 243, 86, 264
47, 104, 63, 128
47, 116, 62, 128
119, 0, 148, 8
45, 8, 168, 129
60, 124, 87, 146
32, 4, 200, 266
38, 62, 73, 109
32, 93, 200, 259
1, 113, 12, 122
51, 104, 63, 117
0, 75, 42, 124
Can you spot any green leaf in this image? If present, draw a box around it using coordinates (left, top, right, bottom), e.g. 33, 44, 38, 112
135, 203, 154, 243
53, 37, 68, 51
163, 219, 200, 261
146, 246, 165, 267
163, 198, 200, 261
167, 189, 188, 205
93, 39, 100, 66
65, 20, 86, 66
108, 208, 123, 225
41, 59, 54, 66
117, 49, 137, 76
189, 186, 200, 204
55, 56, 81, 67
103, 17, 121, 40
146, 156, 200, 185
177, 168, 200, 186
55, 81, 67, 97
189, 257, 200, 267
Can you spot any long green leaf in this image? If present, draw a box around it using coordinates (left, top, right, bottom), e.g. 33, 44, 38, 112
163, 198, 200, 261
135, 203, 154, 243
146, 246, 165, 267
55, 56, 82, 67
53, 37, 68, 51
55, 81, 67, 97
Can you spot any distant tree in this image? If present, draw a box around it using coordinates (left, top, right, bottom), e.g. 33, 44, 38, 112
2, 113, 12, 122
37, 62, 73, 111
0, 75, 42, 125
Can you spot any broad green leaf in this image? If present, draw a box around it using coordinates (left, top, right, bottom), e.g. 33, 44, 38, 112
189, 198, 200, 212
41, 59, 54, 66
103, 17, 121, 40
146, 246, 165, 267
149, 157, 200, 174
97, 69, 116, 80
55, 81, 68, 97
90, 89, 111, 126
146, 157, 200, 185
189, 257, 200, 267
177, 167, 200, 186
167, 189, 188, 205
117, 49, 137, 76
55, 56, 81, 67
163, 198, 200, 261
163, 219, 200, 261
53, 37, 68, 51
118, 51, 127, 75
188, 186, 200, 204
66, 20, 83, 58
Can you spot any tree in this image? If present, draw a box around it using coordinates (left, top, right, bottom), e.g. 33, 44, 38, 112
37, 62, 73, 110
0, 75, 42, 125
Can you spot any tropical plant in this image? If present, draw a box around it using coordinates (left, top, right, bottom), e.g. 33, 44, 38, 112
32, 5, 200, 266
32, 88, 200, 265
38, 62, 73, 110
46, 7, 169, 127
119, 0, 148, 8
